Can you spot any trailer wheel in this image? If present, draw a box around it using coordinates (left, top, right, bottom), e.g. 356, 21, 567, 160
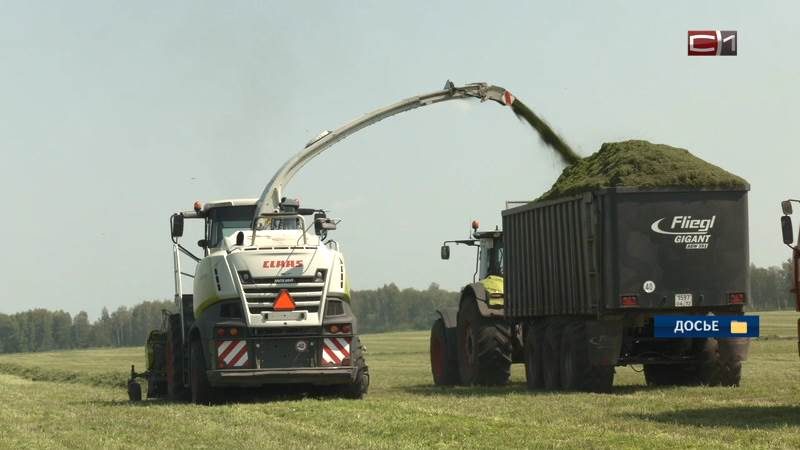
699, 339, 742, 387
190, 339, 215, 405
456, 295, 512, 386
542, 320, 562, 390
524, 322, 545, 390
560, 321, 614, 393
430, 318, 459, 386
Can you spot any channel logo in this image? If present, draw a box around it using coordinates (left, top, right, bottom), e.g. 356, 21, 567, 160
688, 30, 737, 56
654, 315, 758, 338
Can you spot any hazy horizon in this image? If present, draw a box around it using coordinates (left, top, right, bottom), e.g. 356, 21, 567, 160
1, 1, 798, 318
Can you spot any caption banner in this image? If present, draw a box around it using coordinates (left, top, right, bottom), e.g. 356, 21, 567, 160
654, 315, 759, 338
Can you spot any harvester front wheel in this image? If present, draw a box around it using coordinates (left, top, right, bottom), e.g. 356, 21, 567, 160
430, 318, 459, 386
190, 340, 215, 405
456, 295, 512, 386
166, 314, 187, 401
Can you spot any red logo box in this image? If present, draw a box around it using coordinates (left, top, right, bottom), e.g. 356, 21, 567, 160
688, 30, 737, 56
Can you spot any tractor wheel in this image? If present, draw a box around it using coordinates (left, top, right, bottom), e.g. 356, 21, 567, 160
559, 321, 614, 393
190, 339, 215, 405
166, 315, 187, 401
542, 320, 563, 390
430, 318, 459, 386
146, 376, 167, 398
456, 295, 512, 386
524, 322, 545, 390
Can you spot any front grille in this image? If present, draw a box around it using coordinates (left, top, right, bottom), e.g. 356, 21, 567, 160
241, 275, 324, 316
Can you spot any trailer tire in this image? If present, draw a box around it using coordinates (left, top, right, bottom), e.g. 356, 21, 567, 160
524, 322, 545, 390
560, 321, 614, 393
456, 295, 512, 386
190, 339, 215, 405
699, 339, 742, 387
430, 318, 459, 386
542, 320, 563, 390
166, 315, 187, 401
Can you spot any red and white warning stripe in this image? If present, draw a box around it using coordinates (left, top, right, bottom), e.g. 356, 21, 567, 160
321, 337, 351, 366
217, 340, 249, 369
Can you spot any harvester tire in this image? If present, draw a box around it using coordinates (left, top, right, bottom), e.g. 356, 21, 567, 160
524, 322, 545, 390
559, 321, 614, 393
456, 295, 512, 386
166, 315, 187, 401
430, 318, 459, 386
190, 339, 215, 405
542, 320, 563, 390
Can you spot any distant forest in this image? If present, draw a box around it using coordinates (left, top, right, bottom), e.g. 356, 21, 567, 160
0, 262, 795, 354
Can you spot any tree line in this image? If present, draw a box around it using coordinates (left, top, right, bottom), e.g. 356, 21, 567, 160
0, 262, 795, 354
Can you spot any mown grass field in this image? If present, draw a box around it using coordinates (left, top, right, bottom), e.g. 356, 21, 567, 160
0, 311, 799, 449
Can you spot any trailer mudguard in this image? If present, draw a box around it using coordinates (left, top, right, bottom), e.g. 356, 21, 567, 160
585, 319, 624, 366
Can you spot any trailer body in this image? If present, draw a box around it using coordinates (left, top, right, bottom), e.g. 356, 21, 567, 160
502, 187, 749, 318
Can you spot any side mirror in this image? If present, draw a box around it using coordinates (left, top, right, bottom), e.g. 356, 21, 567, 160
171, 214, 184, 238
314, 215, 337, 234
440, 245, 450, 260
197, 239, 208, 249
783, 201, 793, 215
782, 216, 795, 245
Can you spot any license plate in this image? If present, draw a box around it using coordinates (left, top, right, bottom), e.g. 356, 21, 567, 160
265, 311, 306, 321
675, 294, 693, 307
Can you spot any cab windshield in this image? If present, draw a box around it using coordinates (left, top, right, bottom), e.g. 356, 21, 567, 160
207, 206, 256, 247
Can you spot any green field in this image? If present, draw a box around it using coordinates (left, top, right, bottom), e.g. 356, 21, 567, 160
1, 312, 799, 449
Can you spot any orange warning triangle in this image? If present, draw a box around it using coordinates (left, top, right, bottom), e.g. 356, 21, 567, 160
274, 289, 296, 311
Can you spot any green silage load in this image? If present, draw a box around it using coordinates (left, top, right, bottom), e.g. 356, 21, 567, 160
538, 140, 748, 201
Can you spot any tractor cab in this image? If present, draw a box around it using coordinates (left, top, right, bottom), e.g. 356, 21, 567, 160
440, 220, 503, 281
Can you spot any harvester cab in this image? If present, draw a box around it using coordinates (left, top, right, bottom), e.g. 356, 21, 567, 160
128, 196, 369, 404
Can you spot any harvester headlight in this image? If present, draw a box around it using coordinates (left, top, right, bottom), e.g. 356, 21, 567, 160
239, 271, 253, 283
313, 270, 326, 283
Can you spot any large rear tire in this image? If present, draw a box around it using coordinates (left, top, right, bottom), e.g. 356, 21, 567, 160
430, 318, 459, 386
559, 321, 614, 393
456, 296, 512, 386
524, 322, 545, 390
190, 339, 215, 405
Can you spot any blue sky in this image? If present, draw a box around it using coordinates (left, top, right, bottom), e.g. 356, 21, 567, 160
1, 1, 798, 316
